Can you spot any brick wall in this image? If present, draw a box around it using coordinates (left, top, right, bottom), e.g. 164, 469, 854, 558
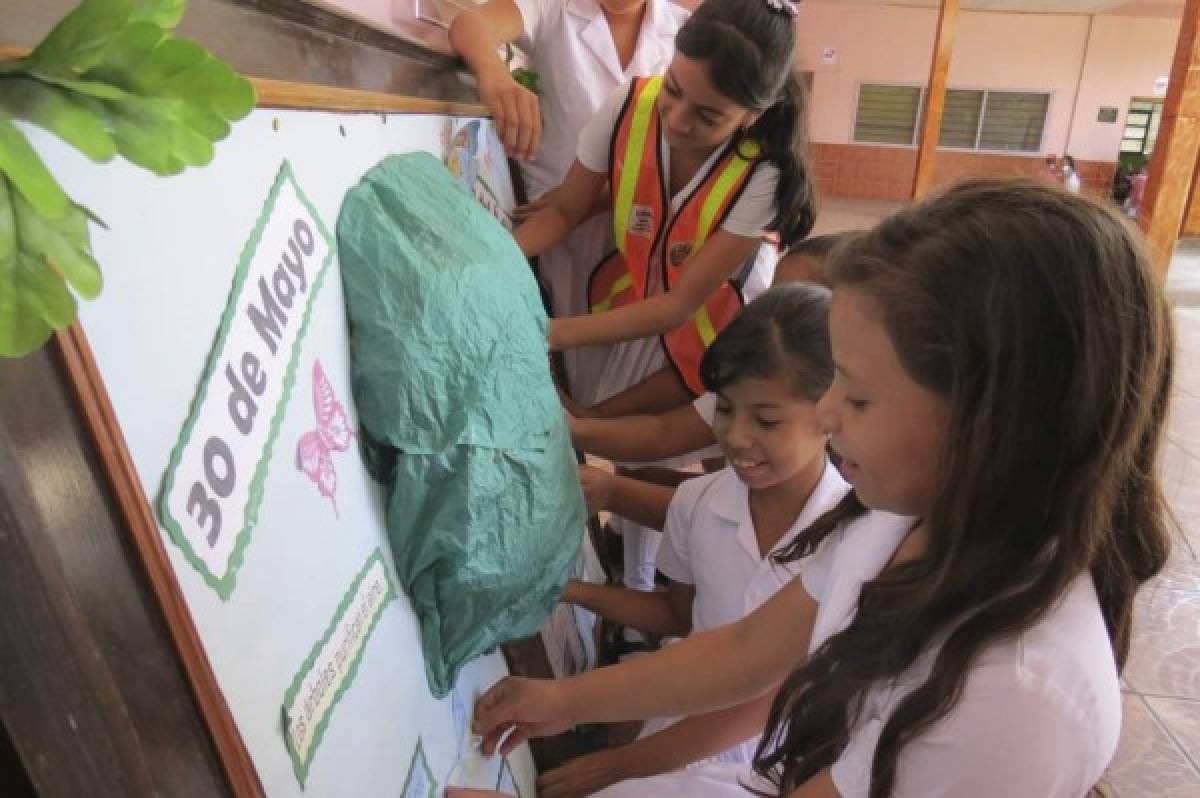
809, 143, 1118, 201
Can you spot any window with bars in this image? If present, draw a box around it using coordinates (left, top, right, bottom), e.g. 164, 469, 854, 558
853, 84, 1050, 152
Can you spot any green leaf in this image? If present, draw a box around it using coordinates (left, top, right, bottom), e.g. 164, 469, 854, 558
0, 114, 70, 218
0, 173, 14, 265
12, 188, 102, 299
0, 76, 117, 162
130, 0, 186, 29
29, 73, 132, 100
2, 251, 77, 354
31, 0, 134, 72
77, 93, 213, 174
87, 33, 256, 123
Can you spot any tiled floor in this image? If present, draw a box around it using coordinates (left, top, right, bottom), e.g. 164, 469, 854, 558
816, 198, 1200, 794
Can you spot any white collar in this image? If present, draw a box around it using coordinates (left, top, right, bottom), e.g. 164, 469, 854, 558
708, 460, 850, 561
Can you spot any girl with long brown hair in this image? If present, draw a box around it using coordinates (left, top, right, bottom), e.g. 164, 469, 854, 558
457, 179, 1174, 798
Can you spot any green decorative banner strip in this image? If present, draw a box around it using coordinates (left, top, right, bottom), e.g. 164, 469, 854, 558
282, 549, 397, 786
158, 160, 334, 598
401, 738, 437, 798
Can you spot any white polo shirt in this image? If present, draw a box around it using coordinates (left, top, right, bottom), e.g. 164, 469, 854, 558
692, 392, 717, 426
802, 512, 1123, 798
657, 461, 850, 634
598, 510, 1124, 797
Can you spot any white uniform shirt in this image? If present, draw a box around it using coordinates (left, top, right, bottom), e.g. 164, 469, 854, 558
513, 0, 688, 403
658, 463, 849, 634
802, 512, 1123, 798
692, 391, 717, 426
512, 0, 686, 198
598, 511, 1123, 798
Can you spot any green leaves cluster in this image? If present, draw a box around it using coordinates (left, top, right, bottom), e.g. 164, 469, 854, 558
0, 0, 255, 357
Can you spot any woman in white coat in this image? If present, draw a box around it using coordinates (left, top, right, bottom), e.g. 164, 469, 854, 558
450, 0, 688, 405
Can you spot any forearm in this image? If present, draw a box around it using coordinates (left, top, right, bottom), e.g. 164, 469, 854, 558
616, 692, 777, 780
447, 12, 509, 80
562, 580, 689, 637
605, 475, 675, 530
551, 292, 691, 350
557, 580, 816, 724
560, 626, 773, 724
574, 415, 711, 462
515, 205, 573, 258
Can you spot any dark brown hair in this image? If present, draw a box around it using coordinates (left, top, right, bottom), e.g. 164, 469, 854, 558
699, 282, 833, 402
675, 0, 815, 248
756, 179, 1174, 796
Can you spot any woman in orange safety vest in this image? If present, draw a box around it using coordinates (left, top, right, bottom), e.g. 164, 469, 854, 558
513, 0, 816, 406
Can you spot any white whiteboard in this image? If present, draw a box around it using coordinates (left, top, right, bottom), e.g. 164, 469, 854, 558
23, 107, 539, 796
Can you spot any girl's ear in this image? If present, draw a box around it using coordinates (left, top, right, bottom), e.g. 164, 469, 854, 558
743, 111, 762, 130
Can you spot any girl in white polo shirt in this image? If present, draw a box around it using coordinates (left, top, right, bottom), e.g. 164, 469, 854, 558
541, 283, 849, 797
460, 180, 1174, 798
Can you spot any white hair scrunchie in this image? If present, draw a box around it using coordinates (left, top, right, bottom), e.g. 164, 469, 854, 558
765, 0, 799, 16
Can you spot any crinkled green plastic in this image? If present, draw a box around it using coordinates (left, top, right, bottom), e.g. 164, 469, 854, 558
337, 152, 584, 697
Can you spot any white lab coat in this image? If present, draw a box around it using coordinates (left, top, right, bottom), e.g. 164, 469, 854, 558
513, 0, 687, 404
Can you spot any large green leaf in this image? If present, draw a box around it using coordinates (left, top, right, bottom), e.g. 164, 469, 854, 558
31, 0, 134, 73
0, 176, 99, 357
0, 179, 76, 357
0, 114, 70, 218
130, 0, 187, 29
0, 76, 116, 162
0, 0, 255, 356
12, 188, 102, 299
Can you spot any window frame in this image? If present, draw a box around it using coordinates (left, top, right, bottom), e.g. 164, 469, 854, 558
850, 81, 1054, 155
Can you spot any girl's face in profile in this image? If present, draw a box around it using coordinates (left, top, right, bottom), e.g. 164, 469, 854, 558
818, 287, 949, 518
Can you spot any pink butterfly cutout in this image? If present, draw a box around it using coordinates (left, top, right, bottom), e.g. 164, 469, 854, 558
295, 360, 355, 517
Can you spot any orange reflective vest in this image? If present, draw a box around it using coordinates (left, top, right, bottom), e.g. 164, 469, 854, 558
588, 76, 763, 396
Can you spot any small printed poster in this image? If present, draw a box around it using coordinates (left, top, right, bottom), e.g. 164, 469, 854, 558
443, 118, 515, 230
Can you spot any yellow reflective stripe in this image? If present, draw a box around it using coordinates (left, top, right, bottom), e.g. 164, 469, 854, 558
694, 303, 719, 347
691, 141, 760, 255
591, 271, 634, 314
613, 77, 663, 254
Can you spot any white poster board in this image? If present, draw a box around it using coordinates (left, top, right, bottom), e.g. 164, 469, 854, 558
23, 106, 541, 796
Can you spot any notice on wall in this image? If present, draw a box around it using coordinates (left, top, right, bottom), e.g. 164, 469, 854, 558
159, 162, 334, 598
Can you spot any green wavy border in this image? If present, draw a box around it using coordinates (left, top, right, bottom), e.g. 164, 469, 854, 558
400, 738, 437, 798
157, 160, 335, 599
281, 548, 398, 786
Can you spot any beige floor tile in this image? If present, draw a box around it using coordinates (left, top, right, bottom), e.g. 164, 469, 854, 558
1125, 586, 1200, 700
1144, 696, 1200, 772
1104, 694, 1200, 797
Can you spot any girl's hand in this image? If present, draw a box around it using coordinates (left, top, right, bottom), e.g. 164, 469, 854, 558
477, 68, 540, 161
537, 749, 627, 798
577, 465, 615, 516
474, 677, 574, 756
